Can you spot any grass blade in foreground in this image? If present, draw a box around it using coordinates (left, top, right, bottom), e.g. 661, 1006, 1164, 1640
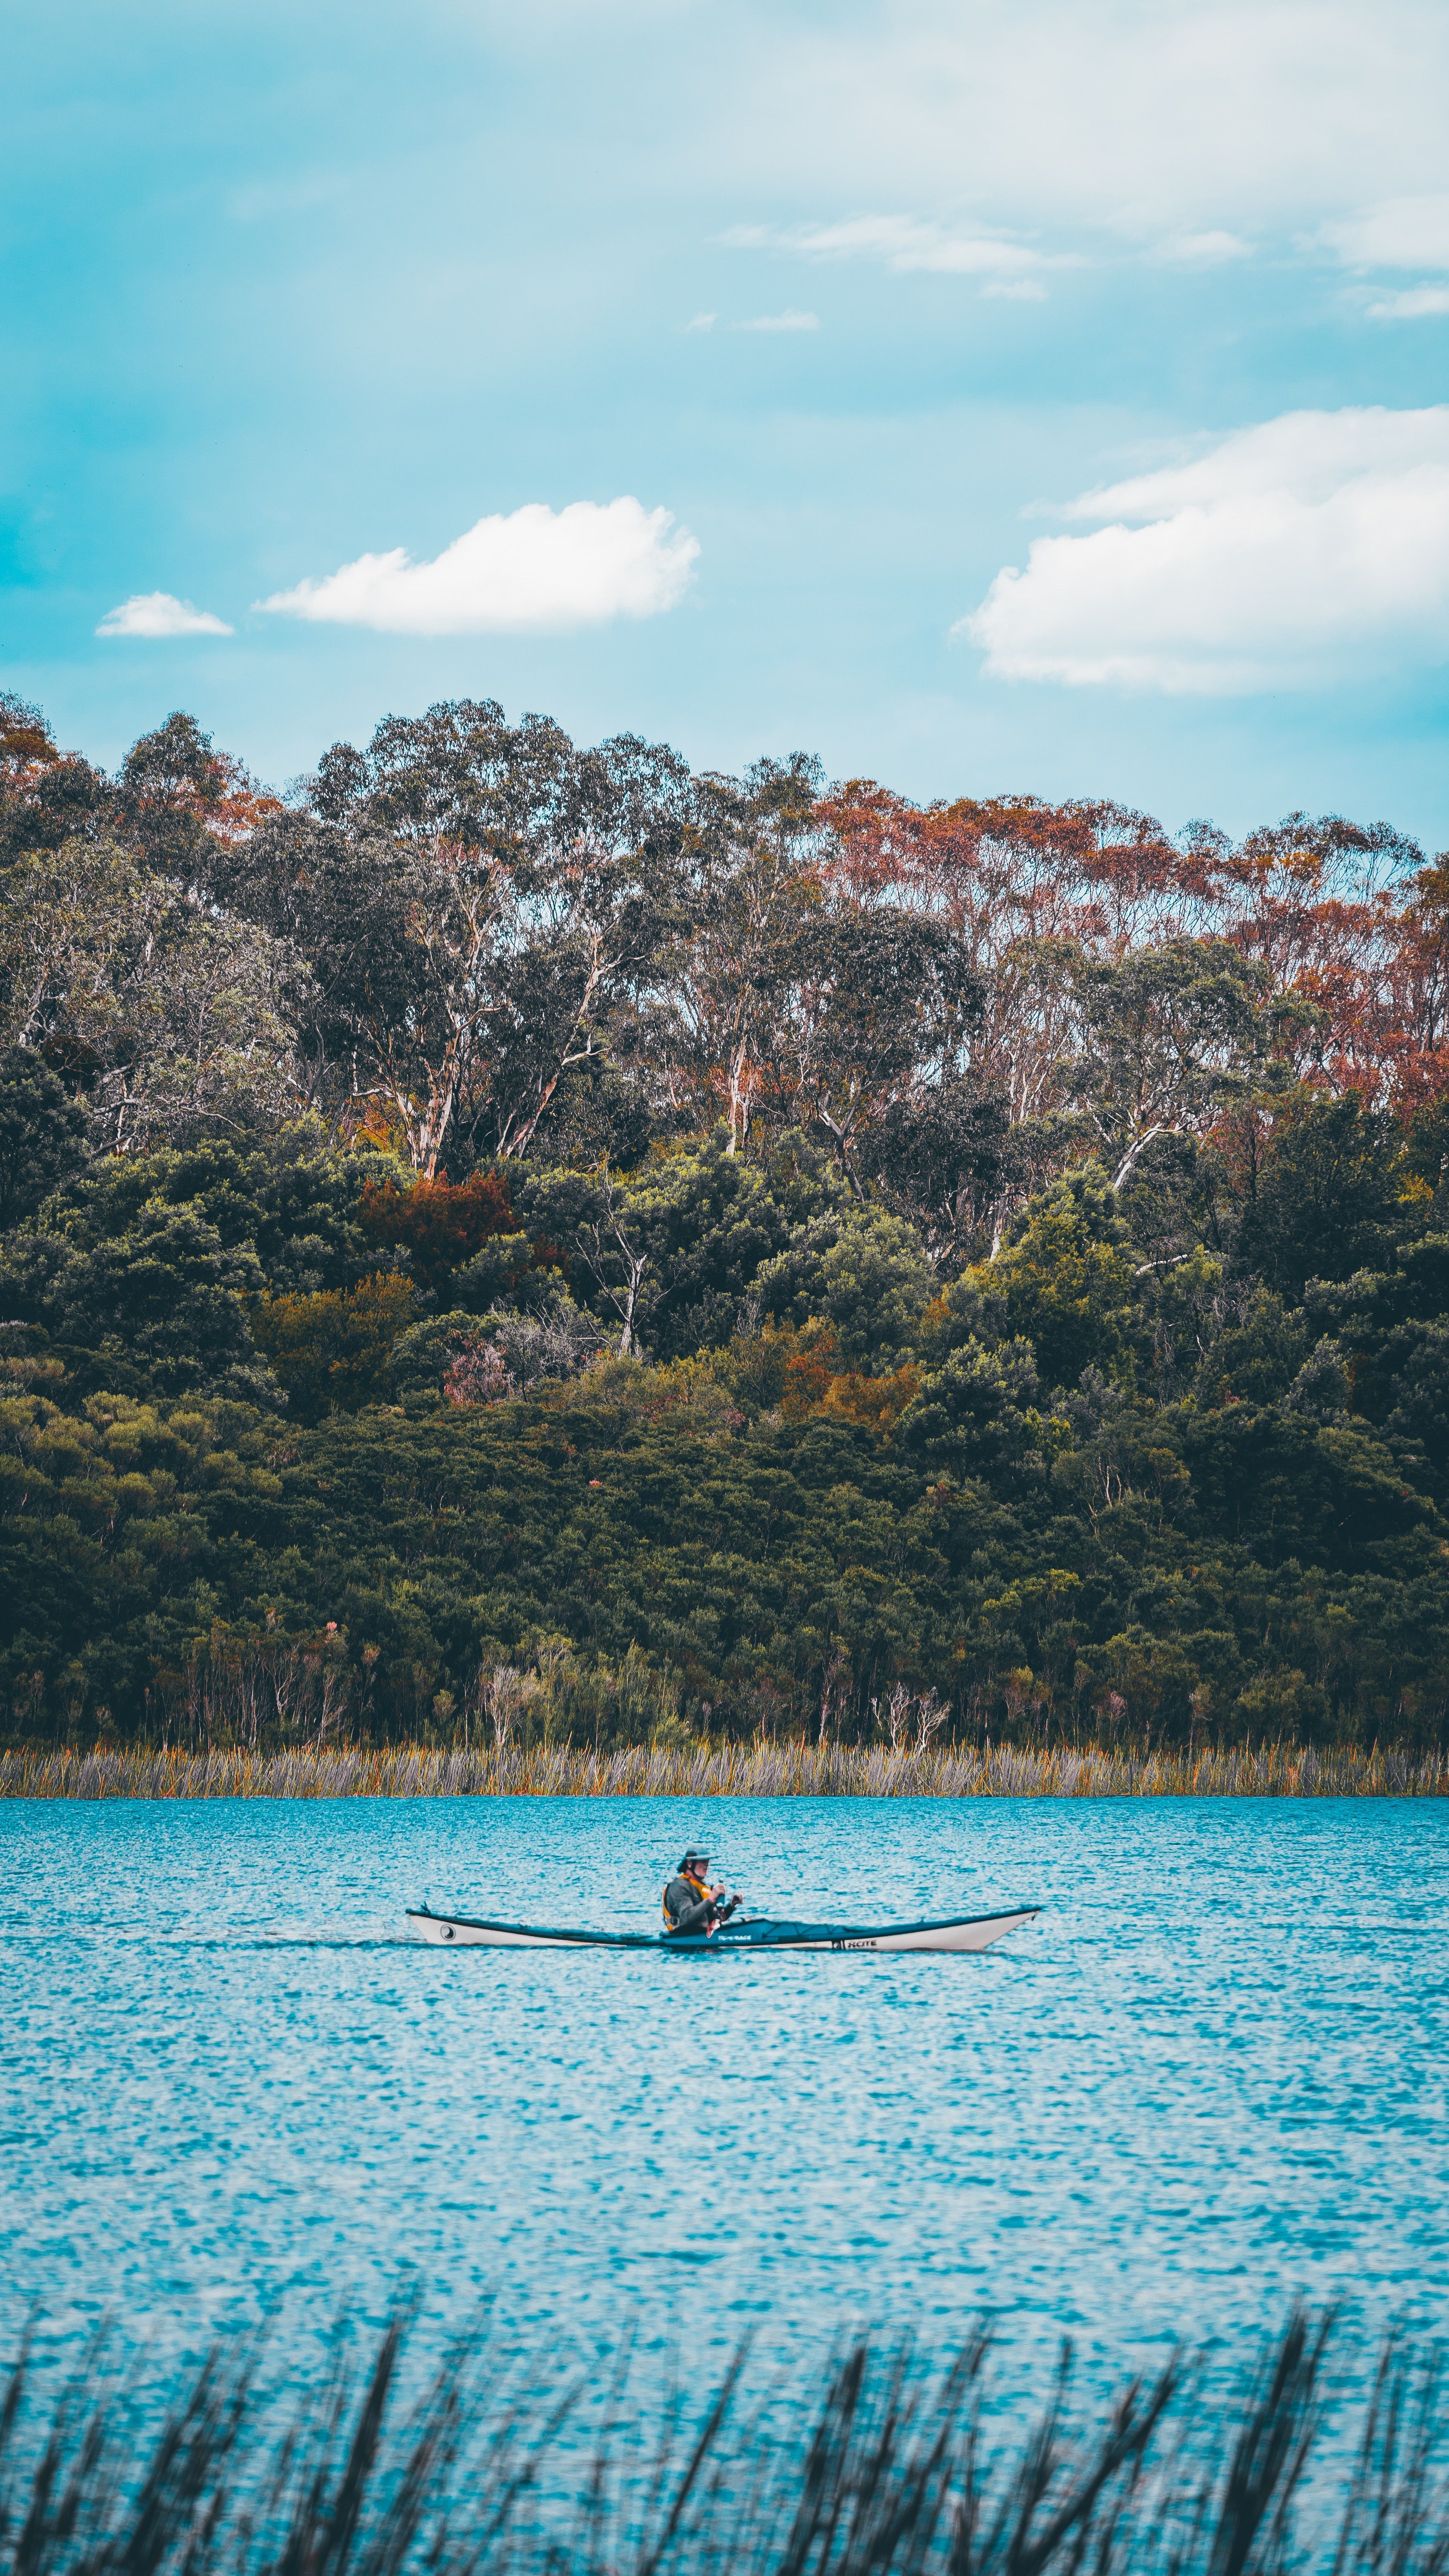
0, 2312, 1446, 2576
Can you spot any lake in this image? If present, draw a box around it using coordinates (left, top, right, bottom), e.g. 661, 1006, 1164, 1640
3, 1793, 1446, 2411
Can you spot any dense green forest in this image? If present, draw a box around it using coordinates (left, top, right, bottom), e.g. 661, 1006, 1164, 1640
3, 687, 1449, 1753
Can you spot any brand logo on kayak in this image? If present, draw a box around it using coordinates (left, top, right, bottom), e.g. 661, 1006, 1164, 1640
831, 1937, 878, 1950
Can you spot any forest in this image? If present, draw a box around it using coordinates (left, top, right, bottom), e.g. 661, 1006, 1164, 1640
3, 686, 1449, 1754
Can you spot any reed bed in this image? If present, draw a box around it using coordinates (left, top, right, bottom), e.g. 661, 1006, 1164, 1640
3, 1735, 1446, 1800
1, 2306, 1446, 2576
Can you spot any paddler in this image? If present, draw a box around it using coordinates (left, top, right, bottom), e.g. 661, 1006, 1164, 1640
662, 1847, 739, 1937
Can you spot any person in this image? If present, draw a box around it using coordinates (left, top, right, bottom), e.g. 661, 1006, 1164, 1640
661, 1847, 739, 1937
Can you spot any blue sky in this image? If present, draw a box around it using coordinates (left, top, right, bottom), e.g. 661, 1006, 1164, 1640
3, 0, 1447, 841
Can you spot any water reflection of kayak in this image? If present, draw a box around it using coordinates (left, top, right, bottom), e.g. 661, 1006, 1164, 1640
405, 1902, 1041, 1952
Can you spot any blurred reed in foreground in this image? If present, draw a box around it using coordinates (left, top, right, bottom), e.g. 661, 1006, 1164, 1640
3, 1736, 1446, 1799
1, 2309, 1445, 2576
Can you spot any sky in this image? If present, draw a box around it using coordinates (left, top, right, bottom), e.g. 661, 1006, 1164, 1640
2, 0, 1447, 842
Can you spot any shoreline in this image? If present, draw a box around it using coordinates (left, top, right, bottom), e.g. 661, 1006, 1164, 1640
3, 1738, 1446, 1799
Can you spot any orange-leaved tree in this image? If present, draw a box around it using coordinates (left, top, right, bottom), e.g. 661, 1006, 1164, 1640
359, 1169, 515, 1296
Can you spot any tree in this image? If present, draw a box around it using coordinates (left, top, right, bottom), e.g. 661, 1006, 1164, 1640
640, 756, 824, 1154
862, 1080, 1018, 1270
34, 1127, 398, 1297
899, 1332, 1042, 1473
200, 809, 405, 1122
0, 1046, 89, 1228
359, 1168, 515, 1296
754, 899, 982, 1185
757, 1203, 934, 1370
1201, 809, 1449, 1123
510, 1165, 653, 1354
0, 692, 113, 866
338, 701, 694, 1174
0, 1200, 273, 1399
222, 702, 693, 1174
250, 1273, 416, 1421
602, 1128, 795, 1359
0, 838, 312, 1148
0, 693, 55, 782
1075, 939, 1285, 1185
987, 1165, 1142, 1392
1233, 1093, 1409, 1299
115, 712, 280, 878
1193, 1287, 1309, 1409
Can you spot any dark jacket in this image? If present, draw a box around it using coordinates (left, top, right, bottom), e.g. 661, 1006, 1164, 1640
662, 1870, 715, 1933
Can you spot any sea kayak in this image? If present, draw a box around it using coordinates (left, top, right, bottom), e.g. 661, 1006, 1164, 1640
406, 1902, 1040, 1953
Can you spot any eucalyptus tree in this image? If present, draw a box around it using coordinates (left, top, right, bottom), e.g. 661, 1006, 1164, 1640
753, 897, 984, 1188
636, 753, 826, 1152
1073, 938, 1289, 1188
0, 835, 311, 1149
862, 1080, 1021, 1269
646, 753, 983, 1186
222, 699, 693, 1174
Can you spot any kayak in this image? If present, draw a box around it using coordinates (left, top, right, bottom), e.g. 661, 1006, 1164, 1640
406, 1902, 1040, 1953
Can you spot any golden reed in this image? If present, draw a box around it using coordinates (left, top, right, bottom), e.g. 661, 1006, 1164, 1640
2, 1737, 1446, 1798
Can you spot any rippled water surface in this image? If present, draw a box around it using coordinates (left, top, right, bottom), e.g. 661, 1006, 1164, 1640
3, 1795, 1446, 2394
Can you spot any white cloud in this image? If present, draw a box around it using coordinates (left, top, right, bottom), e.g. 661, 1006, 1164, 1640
1322, 194, 1449, 319
960, 406, 1449, 693
96, 592, 233, 638
255, 498, 699, 635
1367, 284, 1449, 321
725, 208, 1249, 295
733, 309, 820, 331
1322, 192, 1449, 271
723, 214, 1061, 288
729, 3, 1449, 243
684, 310, 717, 331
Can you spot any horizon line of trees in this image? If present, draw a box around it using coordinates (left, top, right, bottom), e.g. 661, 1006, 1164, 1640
3, 687, 1449, 1756
4, 688, 1447, 1241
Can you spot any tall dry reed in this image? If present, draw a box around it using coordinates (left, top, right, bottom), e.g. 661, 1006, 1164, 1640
2, 1736, 1446, 1800
0, 2307, 1445, 2576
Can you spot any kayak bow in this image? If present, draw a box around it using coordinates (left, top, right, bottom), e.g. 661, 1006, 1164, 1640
405, 1903, 1040, 1953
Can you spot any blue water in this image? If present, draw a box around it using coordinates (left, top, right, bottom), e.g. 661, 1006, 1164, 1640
3, 1795, 1447, 2407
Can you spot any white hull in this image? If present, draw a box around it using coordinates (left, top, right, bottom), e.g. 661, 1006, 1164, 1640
407, 1906, 1039, 1954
